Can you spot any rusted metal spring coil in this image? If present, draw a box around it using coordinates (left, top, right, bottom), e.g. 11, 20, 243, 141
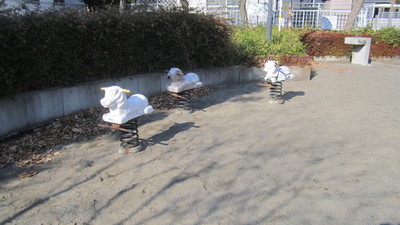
171, 91, 191, 109
269, 82, 283, 100
119, 118, 140, 149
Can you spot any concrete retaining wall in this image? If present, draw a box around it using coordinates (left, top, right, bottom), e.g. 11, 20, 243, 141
0, 66, 269, 139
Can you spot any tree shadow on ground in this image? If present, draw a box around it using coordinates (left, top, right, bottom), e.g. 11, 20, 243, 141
0, 154, 120, 225
190, 83, 266, 112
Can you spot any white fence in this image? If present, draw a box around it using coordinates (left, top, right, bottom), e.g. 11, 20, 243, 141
203, 2, 353, 29
200, 2, 344, 29
290, 9, 350, 30
5, 0, 400, 30
373, 18, 400, 29
205, 6, 352, 30
371, 11, 400, 29
4, 0, 85, 10
203, 2, 400, 30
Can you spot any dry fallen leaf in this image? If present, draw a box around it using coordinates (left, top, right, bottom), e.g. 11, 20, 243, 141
72, 128, 83, 133
148, 87, 218, 111
0, 87, 219, 169
0, 107, 109, 169
18, 171, 38, 178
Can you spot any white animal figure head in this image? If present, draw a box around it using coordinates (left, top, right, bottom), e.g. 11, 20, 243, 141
263, 60, 280, 79
100, 86, 153, 124
100, 86, 129, 112
167, 67, 184, 82
263, 60, 293, 83
166, 68, 203, 93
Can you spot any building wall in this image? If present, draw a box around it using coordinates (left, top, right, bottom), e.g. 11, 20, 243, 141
365, 0, 391, 3
189, 0, 206, 9
323, 0, 352, 10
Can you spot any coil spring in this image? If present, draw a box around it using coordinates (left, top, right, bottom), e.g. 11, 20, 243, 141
269, 82, 283, 100
119, 118, 140, 149
177, 91, 191, 109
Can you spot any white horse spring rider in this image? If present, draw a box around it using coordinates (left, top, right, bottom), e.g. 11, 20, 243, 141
166, 68, 203, 93
263, 60, 294, 83
100, 86, 153, 124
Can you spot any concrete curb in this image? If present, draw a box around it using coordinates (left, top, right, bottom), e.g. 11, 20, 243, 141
0, 65, 310, 139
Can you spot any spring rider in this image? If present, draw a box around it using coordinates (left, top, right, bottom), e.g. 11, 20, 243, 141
166, 67, 203, 114
261, 60, 294, 104
98, 86, 153, 153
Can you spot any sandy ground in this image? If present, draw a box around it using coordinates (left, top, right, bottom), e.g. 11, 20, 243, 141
1, 59, 400, 225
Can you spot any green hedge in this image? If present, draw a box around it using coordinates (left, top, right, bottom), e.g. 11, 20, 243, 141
301, 30, 353, 57
231, 26, 306, 60
2, 5, 400, 97
301, 29, 400, 58
0, 8, 242, 96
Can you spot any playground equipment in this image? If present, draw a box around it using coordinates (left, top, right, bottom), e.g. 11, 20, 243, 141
99, 86, 153, 153
166, 68, 203, 113
261, 60, 294, 104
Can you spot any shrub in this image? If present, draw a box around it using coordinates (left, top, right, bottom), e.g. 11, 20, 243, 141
374, 27, 400, 47
370, 37, 400, 57
231, 26, 306, 60
0, 8, 242, 96
231, 25, 269, 59
301, 30, 353, 57
279, 55, 314, 67
359, 28, 400, 57
270, 28, 307, 57
301, 28, 400, 58
2, 3, 400, 98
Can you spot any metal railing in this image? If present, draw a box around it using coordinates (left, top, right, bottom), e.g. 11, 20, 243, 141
205, 6, 352, 30
373, 18, 400, 29
290, 9, 351, 30
127, 0, 178, 11
5, 0, 400, 30
4, 0, 86, 10
201, 2, 353, 29
205, 5, 240, 24
204, 3, 400, 30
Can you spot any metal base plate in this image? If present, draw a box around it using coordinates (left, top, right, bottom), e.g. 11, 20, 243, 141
118, 142, 143, 153
268, 98, 284, 104
175, 108, 193, 115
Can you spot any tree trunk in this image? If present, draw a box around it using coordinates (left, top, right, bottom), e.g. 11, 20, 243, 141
239, 0, 248, 28
119, 0, 126, 12
180, 0, 189, 11
387, 0, 399, 27
344, 0, 364, 32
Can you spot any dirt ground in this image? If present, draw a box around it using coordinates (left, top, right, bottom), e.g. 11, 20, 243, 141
1, 59, 400, 225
